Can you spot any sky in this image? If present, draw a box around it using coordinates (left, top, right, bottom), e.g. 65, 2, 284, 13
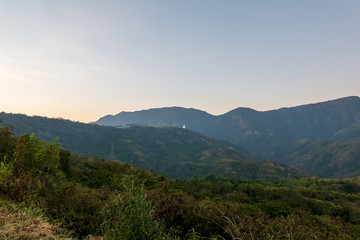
1, 1, 360, 123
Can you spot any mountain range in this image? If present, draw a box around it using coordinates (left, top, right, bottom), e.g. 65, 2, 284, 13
95, 96, 360, 178
1, 96, 359, 179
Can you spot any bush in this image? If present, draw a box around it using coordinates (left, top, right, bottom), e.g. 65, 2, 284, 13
101, 172, 164, 240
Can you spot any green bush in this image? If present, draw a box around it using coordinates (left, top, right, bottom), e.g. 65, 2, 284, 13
101, 173, 165, 240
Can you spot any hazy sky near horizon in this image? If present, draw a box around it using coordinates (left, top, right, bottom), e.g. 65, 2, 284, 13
1, 1, 360, 122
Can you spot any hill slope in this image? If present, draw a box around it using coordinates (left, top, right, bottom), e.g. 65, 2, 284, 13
0, 112, 302, 180
281, 140, 360, 178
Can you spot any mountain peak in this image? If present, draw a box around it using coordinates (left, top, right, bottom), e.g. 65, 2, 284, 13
223, 107, 258, 116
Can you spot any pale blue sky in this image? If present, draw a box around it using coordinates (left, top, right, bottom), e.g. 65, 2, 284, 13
1, 1, 359, 122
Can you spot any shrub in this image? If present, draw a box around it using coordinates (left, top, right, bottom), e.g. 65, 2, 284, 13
101, 172, 165, 240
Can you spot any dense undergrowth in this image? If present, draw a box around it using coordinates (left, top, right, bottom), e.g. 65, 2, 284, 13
1, 125, 360, 239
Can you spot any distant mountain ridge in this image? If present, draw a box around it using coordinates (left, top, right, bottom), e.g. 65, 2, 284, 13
95, 96, 360, 178
95, 96, 360, 155
96, 107, 214, 132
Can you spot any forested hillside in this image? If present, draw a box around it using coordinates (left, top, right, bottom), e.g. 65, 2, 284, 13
1, 126, 360, 239
0, 112, 303, 180
282, 140, 360, 178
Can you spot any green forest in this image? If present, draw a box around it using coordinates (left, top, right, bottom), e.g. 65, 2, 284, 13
1, 125, 360, 239
0, 112, 304, 181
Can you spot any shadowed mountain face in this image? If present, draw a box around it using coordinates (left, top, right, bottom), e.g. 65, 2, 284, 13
282, 140, 360, 178
0, 112, 303, 180
95, 96, 360, 158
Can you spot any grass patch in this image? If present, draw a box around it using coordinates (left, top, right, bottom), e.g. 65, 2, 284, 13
0, 198, 73, 240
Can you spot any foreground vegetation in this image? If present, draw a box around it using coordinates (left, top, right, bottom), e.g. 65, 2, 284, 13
1, 125, 360, 239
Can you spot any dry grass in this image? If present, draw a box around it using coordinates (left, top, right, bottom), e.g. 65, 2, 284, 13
0, 200, 72, 240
